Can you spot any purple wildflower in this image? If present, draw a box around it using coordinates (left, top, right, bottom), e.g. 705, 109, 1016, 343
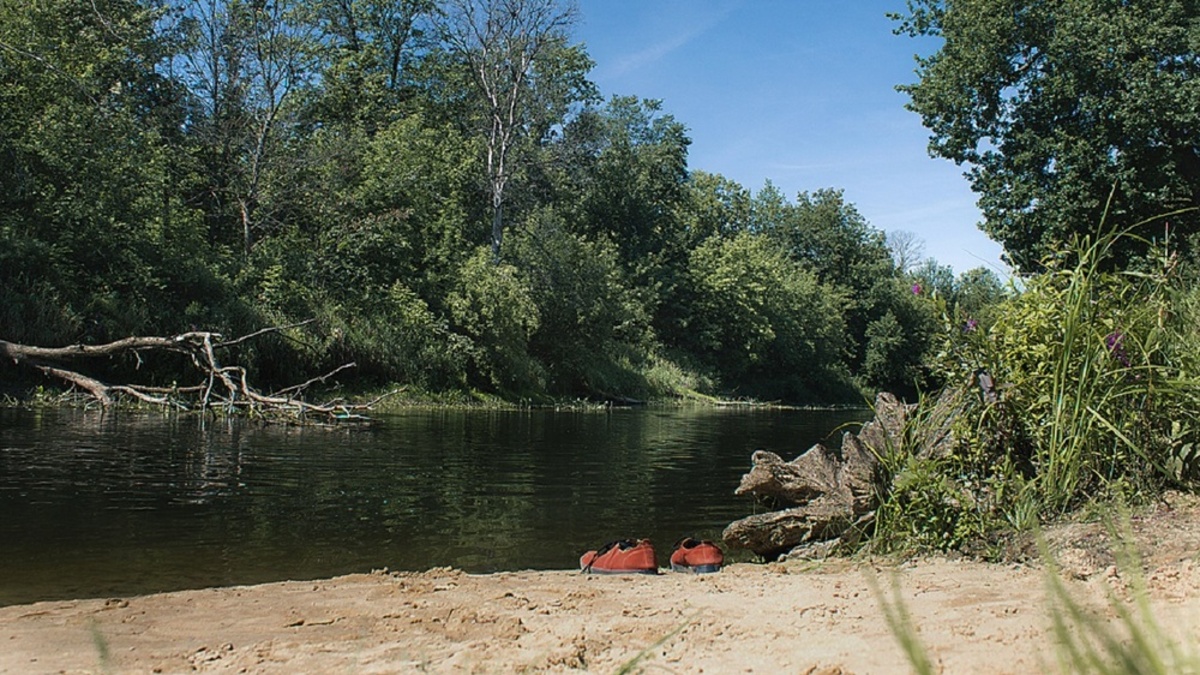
911, 283, 921, 295
1105, 331, 1131, 368
964, 318, 978, 332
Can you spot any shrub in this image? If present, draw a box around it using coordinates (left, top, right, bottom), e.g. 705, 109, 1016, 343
447, 247, 543, 394
873, 230, 1200, 553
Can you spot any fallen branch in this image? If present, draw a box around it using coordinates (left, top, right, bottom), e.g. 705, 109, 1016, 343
1, 325, 387, 422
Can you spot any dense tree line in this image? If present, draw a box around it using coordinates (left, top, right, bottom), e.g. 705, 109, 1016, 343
0, 0, 1000, 403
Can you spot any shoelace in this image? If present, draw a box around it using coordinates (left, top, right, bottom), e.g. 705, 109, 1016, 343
580, 539, 639, 574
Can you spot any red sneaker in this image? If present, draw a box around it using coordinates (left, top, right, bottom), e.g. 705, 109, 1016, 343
580, 539, 658, 574
669, 537, 723, 573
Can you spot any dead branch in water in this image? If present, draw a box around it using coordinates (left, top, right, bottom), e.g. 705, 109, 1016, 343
0, 324, 400, 421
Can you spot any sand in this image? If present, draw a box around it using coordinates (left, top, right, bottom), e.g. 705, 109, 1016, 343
3, 494, 1200, 674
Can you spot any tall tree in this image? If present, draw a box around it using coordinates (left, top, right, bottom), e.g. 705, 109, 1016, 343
436, 0, 588, 258
572, 96, 691, 263
0, 0, 203, 342
895, 0, 1200, 271
176, 0, 317, 254
308, 0, 434, 123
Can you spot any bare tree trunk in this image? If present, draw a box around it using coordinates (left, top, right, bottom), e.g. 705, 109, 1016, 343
491, 198, 504, 260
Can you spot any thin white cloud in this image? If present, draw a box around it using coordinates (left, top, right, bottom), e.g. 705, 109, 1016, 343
598, 2, 742, 79
608, 30, 699, 77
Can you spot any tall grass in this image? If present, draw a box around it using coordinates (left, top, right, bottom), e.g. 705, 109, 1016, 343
1032, 232, 1127, 512
869, 228, 1200, 554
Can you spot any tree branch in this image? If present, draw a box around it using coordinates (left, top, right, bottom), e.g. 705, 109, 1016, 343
2, 324, 379, 422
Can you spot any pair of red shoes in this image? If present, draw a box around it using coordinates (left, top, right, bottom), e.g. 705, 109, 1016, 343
579, 537, 723, 574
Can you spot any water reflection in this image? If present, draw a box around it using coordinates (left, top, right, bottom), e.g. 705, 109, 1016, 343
0, 405, 867, 605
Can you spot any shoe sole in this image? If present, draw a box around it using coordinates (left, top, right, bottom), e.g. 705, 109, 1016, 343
670, 563, 721, 574
581, 568, 658, 575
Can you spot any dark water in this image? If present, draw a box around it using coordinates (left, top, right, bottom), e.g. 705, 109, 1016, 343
0, 405, 867, 606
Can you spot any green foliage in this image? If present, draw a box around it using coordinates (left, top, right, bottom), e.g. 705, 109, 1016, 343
753, 186, 929, 392
952, 266, 1008, 325
681, 232, 851, 401
870, 387, 1028, 555
896, 0, 1200, 270
436, 0, 595, 257
863, 311, 918, 394
508, 209, 652, 395
0, 0, 950, 404
863, 281, 940, 394
0, 0, 210, 342
304, 0, 436, 124
874, 231, 1200, 554
678, 171, 754, 246
350, 114, 482, 298
960, 233, 1200, 509
567, 96, 691, 266
447, 248, 543, 393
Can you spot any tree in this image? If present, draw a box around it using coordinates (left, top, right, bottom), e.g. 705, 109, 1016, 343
953, 265, 1007, 324
507, 208, 650, 394
910, 258, 955, 299
0, 0, 210, 343
895, 0, 1200, 271
887, 229, 926, 273
307, 0, 435, 123
570, 96, 691, 264
436, 0, 590, 259
756, 188, 901, 373
447, 247, 542, 391
682, 232, 849, 400
176, 0, 318, 254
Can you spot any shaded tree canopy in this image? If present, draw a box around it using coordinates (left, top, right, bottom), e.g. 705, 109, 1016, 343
0, 0, 997, 405
895, 0, 1200, 271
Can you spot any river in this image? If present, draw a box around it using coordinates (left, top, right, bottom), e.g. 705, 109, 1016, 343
0, 405, 867, 605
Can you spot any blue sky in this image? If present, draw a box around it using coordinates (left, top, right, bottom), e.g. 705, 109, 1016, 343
573, 0, 1009, 276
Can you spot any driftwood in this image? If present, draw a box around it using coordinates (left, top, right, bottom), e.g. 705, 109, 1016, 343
1, 322, 399, 421
722, 392, 913, 559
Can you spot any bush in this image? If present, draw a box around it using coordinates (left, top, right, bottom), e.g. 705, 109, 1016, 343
873, 230, 1200, 554
447, 247, 543, 394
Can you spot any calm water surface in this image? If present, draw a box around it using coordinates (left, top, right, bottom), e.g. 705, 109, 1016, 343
0, 405, 867, 606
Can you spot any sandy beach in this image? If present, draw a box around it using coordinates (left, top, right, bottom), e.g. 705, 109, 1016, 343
3, 493, 1199, 674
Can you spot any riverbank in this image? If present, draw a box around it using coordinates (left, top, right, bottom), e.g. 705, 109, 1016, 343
4, 493, 1198, 674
